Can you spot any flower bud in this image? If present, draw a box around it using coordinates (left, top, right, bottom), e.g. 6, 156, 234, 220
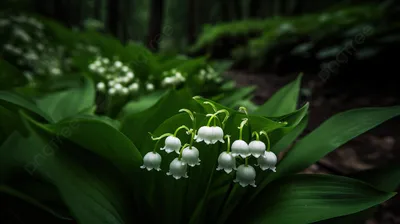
181, 146, 200, 167
231, 140, 249, 157
248, 140, 266, 158
140, 152, 162, 171
233, 165, 256, 187
195, 126, 224, 144
257, 151, 277, 172
161, 136, 181, 154
216, 152, 236, 174
166, 158, 188, 179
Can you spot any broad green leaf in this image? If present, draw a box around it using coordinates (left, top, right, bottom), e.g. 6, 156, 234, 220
275, 106, 400, 177
251, 106, 400, 202
233, 174, 396, 224
0, 91, 52, 122
29, 115, 142, 179
0, 185, 71, 220
271, 114, 308, 154
350, 164, 400, 192
18, 114, 133, 224
217, 86, 256, 108
117, 91, 165, 119
253, 73, 302, 116
0, 60, 28, 90
36, 76, 95, 122
316, 164, 400, 224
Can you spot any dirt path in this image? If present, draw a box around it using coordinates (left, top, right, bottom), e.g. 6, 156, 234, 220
227, 70, 400, 224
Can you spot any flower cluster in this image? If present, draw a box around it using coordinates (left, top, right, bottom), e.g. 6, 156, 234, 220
197, 66, 223, 83
161, 69, 186, 87
0, 14, 70, 83
89, 56, 154, 96
140, 100, 278, 187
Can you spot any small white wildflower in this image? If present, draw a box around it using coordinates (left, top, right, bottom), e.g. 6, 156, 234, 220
181, 146, 200, 167
114, 83, 123, 91
97, 67, 105, 74
96, 82, 106, 91
166, 158, 188, 179
126, 72, 134, 79
128, 83, 139, 92
102, 58, 110, 64
194, 126, 212, 144
122, 66, 129, 72
50, 67, 61, 76
108, 88, 116, 95
216, 152, 236, 174
234, 165, 257, 187
248, 140, 266, 158
146, 83, 154, 91
161, 136, 181, 154
114, 61, 122, 68
108, 80, 116, 86
121, 87, 129, 95
231, 140, 249, 158
140, 152, 162, 171
257, 151, 277, 172
89, 63, 97, 71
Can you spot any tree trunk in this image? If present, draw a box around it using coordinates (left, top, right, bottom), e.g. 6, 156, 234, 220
122, 0, 133, 43
187, 0, 196, 45
288, 0, 301, 15
147, 0, 164, 51
107, 0, 120, 39
249, 0, 260, 18
94, 0, 102, 20
233, 0, 242, 20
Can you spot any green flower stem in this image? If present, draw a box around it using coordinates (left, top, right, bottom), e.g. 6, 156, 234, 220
189, 130, 196, 148
152, 138, 161, 153
179, 108, 196, 128
260, 131, 271, 151
245, 157, 249, 166
225, 135, 231, 153
239, 106, 248, 115
173, 125, 190, 136
204, 101, 218, 112
238, 118, 248, 140
178, 143, 190, 160
252, 131, 260, 141
149, 132, 173, 141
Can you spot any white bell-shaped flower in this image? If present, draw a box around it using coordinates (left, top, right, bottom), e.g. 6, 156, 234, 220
216, 152, 236, 174
210, 126, 225, 144
181, 146, 201, 167
195, 126, 224, 144
194, 126, 212, 144
140, 152, 162, 171
257, 151, 277, 172
161, 136, 181, 154
233, 165, 256, 187
249, 140, 266, 158
231, 140, 250, 157
166, 158, 188, 179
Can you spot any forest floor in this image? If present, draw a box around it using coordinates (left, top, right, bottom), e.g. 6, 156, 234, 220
227, 70, 400, 224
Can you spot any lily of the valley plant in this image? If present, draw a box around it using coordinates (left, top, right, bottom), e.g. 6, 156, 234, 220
1, 75, 400, 224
